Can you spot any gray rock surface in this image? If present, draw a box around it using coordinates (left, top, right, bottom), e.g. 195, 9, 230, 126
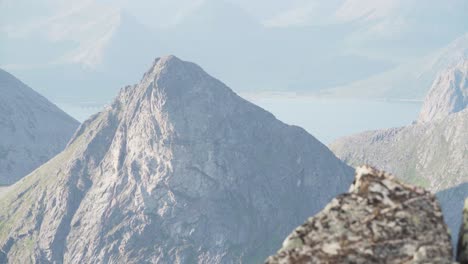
0, 56, 353, 263
0, 69, 79, 185
266, 166, 453, 264
458, 198, 468, 263
418, 60, 468, 123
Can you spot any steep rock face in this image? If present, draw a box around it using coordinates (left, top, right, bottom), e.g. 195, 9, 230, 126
418, 60, 468, 123
458, 198, 468, 263
0, 56, 353, 263
266, 166, 453, 264
0, 69, 79, 185
330, 109, 467, 192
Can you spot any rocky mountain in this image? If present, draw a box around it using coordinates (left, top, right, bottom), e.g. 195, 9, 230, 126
266, 166, 453, 263
329, 62, 468, 247
330, 108, 467, 191
0, 56, 353, 263
418, 60, 468, 123
0, 69, 79, 185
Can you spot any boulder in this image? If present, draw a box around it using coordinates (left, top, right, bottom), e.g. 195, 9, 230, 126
266, 166, 453, 264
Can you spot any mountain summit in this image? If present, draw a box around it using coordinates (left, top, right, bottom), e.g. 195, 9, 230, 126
418, 60, 468, 123
0, 56, 352, 263
0, 69, 78, 185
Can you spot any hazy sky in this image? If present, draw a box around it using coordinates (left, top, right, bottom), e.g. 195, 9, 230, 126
1, 0, 467, 103
2, 0, 466, 65
1, 0, 466, 141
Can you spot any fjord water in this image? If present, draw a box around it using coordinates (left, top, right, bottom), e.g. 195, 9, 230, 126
59, 96, 422, 144
244, 95, 423, 144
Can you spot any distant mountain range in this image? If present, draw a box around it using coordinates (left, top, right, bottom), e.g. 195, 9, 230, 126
0, 69, 78, 185
3, 0, 467, 104
324, 33, 468, 100
0, 56, 353, 263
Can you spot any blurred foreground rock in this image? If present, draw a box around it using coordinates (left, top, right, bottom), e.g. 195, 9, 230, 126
457, 199, 468, 264
266, 166, 454, 264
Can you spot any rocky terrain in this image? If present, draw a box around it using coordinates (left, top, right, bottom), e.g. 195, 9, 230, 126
0, 69, 79, 185
266, 166, 453, 264
419, 60, 468, 123
0, 56, 353, 263
330, 61, 468, 247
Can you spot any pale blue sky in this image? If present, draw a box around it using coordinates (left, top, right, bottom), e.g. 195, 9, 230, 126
1, 0, 467, 103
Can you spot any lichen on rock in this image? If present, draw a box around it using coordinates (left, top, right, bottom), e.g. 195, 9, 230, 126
265, 165, 453, 264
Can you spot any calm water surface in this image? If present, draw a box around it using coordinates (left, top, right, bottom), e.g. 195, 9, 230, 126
244, 95, 422, 144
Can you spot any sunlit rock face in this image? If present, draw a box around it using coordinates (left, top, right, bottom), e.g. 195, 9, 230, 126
418, 60, 468, 123
0, 56, 352, 263
266, 166, 453, 264
0, 68, 78, 185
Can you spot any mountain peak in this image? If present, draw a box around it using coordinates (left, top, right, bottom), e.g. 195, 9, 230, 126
0, 56, 352, 263
145, 55, 192, 76
139, 55, 214, 95
152, 54, 182, 68
418, 59, 468, 123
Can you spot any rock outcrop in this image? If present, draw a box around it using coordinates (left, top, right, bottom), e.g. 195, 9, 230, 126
0, 69, 79, 185
266, 166, 453, 264
0, 56, 353, 263
458, 198, 468, 263
418, 60, 468, 123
